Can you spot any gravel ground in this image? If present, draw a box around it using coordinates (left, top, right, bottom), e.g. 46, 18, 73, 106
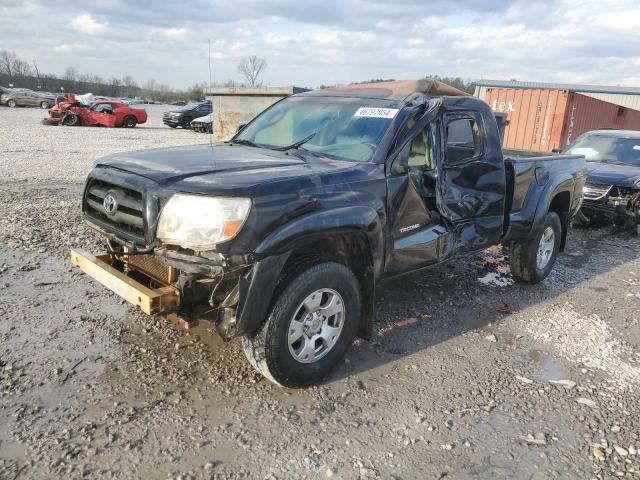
1, 105, 639, 480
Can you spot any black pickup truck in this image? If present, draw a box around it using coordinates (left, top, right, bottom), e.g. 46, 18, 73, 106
72, 79, 586, 387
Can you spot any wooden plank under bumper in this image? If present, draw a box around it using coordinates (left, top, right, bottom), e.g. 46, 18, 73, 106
70, 249, 179, 315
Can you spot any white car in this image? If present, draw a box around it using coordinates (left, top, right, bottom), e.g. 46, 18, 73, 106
190, 113, 212, 133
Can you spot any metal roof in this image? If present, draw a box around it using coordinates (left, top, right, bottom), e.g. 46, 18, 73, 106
476, 79, 640, 96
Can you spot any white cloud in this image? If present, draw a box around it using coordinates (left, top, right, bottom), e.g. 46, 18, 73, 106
160, 27, 188, 39
69, 14, 109, 35
52, 43, 87, 53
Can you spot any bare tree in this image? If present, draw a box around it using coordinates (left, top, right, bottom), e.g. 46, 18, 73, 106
13, 59, 32, 77
109, 77, 122, 96
0, 50, 17, 81
63, 66, 79, 81
237, 55, 267, 87
121, 75, 137, 96
32, 59, 41, 85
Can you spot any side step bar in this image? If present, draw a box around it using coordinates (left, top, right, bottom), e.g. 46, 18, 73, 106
70, 249, 179, 315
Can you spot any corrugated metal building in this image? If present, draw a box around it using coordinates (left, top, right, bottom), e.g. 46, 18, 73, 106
474, 80, 640, 152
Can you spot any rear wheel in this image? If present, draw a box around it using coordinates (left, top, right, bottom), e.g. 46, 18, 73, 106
7, 99, 16, 107
242, 262, 360, 388
40, 101, 49, 109
509, 211, 561, 284
123, 115, 137, 128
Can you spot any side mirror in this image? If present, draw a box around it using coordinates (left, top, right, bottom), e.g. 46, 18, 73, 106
236, 123, 247, 134
551, 148, 562, 154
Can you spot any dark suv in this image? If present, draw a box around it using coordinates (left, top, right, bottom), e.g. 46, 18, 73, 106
162, 101, 212, 129
565, 130, 640, 233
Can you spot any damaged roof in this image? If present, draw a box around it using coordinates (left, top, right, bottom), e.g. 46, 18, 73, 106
308, 78, 470, 101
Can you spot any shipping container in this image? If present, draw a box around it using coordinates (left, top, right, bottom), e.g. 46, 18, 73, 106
483, 87, 640, 152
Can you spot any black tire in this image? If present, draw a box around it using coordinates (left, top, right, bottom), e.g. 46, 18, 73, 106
180, 118, 191, 129
168, 124, 177, 128
62, 114, 80, 126
40, 101, 49, 109
123, 115, 137, 128
509, 211, 562, 284
7, 99, 16, 108
242, 262, 361, 388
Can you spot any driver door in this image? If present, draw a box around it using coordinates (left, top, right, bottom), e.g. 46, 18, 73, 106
90, 104, 117, 127
386, 121, 448, 275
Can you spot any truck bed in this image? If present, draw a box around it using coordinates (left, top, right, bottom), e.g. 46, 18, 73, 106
502, 153, 586, 242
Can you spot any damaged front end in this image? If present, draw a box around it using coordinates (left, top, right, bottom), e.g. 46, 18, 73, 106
71, 240, 287, 339
581, 182, 640, 232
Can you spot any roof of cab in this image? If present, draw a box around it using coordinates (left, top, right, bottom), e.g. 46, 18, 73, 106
300, 78, 470, 101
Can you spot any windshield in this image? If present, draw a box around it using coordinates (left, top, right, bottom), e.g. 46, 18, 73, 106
234, 96, 401, 162
566, 134, 640, 167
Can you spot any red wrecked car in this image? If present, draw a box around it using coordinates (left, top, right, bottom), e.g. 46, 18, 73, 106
44, 94, 147, 127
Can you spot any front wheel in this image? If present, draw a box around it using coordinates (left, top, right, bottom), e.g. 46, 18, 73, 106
40, 101, 49, 109
509, 211, 562, 284
242, 262, 361, 388
62, 114, 80, 126
7, 99, 16, 107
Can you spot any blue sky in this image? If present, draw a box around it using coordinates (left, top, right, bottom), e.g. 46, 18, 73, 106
1, 0, 638, 89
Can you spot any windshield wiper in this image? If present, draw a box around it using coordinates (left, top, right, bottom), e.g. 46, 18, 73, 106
273, 132, 317, 151
232, 138, 260, 148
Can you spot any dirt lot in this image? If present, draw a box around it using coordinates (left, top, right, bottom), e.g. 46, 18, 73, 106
1, 105, 639, 480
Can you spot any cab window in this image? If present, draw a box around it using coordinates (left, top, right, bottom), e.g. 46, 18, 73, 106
445, 115, 482, 165
93, 103, 114, 114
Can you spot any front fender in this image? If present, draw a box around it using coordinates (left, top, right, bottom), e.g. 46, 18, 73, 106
236, 206, 385, 338
255, 205, 385, 274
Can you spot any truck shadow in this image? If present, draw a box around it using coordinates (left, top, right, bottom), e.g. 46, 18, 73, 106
325, 226, 640, 383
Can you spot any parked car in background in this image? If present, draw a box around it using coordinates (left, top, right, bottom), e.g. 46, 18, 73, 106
162, 101, 211, 129
566, 130, 640, 233
3, 90, 55, 109
0, 86, 9, 103
44, 95, 147, 127
171, 100, 187, 106
71, 79, 586, 387
190, 113, 213, 133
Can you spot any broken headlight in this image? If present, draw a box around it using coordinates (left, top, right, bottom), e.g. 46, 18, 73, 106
156, 194, 251, 250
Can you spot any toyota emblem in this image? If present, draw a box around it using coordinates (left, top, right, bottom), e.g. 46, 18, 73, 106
103, 192, 118, 215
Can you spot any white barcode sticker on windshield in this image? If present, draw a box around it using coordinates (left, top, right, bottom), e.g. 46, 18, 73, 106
354, 107, 399, 119
633, 145, 640, 151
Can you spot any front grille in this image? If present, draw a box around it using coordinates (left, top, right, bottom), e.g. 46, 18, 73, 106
583, 182, 611, 200
84, 179, 145, 239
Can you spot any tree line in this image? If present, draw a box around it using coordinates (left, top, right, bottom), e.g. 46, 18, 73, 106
2, 48, 475, 101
